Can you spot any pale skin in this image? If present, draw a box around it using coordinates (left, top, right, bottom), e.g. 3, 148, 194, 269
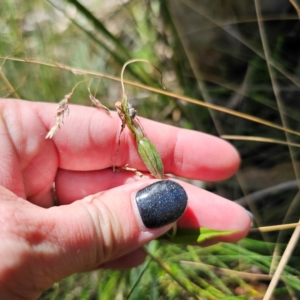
0, 99, 251, 300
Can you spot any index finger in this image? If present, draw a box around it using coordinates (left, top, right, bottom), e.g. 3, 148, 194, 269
36, 101, 239, 181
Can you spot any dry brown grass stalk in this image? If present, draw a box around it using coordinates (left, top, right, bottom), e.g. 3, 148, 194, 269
46, 78, 110, 139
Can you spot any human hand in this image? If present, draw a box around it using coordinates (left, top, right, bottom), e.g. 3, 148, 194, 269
0, 99, 251, 300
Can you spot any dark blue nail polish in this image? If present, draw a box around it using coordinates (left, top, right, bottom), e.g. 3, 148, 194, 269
135, 180, 188, 229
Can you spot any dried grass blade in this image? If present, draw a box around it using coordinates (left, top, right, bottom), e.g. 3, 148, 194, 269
221, 135, 300, 148
3, 56, 300, 137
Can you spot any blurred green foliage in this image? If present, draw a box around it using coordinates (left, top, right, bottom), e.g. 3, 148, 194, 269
2, 0, 300, 299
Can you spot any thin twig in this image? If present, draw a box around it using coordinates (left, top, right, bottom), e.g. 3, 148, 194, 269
0, 56, 20, 98
221, 135, 300, 148
263, 219, 300, 300
235, 180, 299, 207
0, 70, 20, 99
2, 56, 300, 137
250, 222, 300, 233
289, 0, 300, 18
254, 0, 300, 298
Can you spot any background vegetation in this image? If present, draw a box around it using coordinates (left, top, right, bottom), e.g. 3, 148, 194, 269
1, 0, 300, 299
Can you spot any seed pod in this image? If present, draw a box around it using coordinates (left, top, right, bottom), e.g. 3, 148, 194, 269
115, 59, 166, 179
137, 137, 164, 179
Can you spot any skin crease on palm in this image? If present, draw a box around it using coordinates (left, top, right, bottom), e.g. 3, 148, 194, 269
0, 99, 251, 300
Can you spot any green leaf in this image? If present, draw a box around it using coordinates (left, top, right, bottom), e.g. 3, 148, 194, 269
160, 227, 237, 244
197, 228, 236, 243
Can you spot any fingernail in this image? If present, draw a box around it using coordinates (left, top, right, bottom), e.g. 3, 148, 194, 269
246, 209, 254, 221
135, 180, 188, 229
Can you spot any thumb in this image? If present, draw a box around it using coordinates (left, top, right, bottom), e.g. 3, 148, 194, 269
51, 180, 187, 269
0, 181, 187, 298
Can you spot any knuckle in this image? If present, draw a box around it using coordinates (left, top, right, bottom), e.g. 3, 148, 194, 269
83, 194, 125, 263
